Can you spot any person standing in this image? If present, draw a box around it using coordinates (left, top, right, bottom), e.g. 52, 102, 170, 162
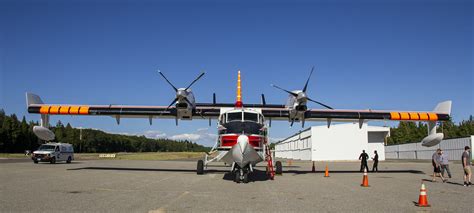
432, 149, 445, 182
372, 150, 379, 172
359, 150, 369, 172
462, 146, 471, 187
439, 150, 452, 178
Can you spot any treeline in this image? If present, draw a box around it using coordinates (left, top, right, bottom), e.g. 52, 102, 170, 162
387, 117, 474, 145
0, 109, 209, 153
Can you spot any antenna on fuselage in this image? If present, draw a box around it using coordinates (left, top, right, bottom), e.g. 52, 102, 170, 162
235, 70, 243, 108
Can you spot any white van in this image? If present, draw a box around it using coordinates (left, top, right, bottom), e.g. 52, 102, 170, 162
31, 143, 74, 164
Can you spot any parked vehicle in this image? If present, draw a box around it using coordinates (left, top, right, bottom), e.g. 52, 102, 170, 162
31, 143, 74, 164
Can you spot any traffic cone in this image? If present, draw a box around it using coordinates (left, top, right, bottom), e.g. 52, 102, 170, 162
312, 161, 316, 173
415, 182, 431, 207
361, 168, 369, 187
324, 165, 330, 177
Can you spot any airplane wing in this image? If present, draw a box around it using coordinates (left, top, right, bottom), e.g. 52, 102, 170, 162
26, 93, 221, 120
261, 101, 452, 122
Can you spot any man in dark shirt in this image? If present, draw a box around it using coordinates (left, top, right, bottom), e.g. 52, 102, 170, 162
462, 146, 471, 187
372, 150, 379, 172
359, 150, 369, 172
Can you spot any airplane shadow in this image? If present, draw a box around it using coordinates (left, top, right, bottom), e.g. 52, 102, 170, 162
222, 169, 270, 182
421, 178, 465, 186
285, 170, 425, 174
67, 166, 226, 173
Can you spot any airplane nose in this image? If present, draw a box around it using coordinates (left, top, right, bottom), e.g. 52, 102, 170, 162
237, 135, 249, 153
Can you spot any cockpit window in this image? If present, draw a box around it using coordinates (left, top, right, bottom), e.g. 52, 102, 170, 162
227, 112, 242, 122
244, 112, 258, 122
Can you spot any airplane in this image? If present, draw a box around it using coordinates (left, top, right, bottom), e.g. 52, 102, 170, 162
26, 68, 452, 183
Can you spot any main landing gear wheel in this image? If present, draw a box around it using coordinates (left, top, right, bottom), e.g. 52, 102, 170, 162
275, 161, 283, 175
196, 160, 204, 175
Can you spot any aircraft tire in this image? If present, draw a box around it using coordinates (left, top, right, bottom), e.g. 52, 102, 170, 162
196, 160, 204, 175
275, 161, 282, 174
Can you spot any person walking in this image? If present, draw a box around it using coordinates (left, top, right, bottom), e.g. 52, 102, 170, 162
439, 150, 452, 178
359, 150, 369, 172
462, 146, 471, 187
371, 150, 379, 172
432, 149, 445, 182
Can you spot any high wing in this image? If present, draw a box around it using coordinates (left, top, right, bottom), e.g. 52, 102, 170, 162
26, 93, 221, 120
260, 102, 452, 122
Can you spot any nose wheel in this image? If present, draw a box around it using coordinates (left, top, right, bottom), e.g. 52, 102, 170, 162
233, 165, 249, 183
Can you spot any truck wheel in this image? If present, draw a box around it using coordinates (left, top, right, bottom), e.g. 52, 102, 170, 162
275, 161, 283, 175
33, 160, 38, 164
196, 160, 204, 175
50, 157, 56, 164
66, 156, 72, 164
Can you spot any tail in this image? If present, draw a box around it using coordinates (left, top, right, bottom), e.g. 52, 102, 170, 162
422, 100, 453, 147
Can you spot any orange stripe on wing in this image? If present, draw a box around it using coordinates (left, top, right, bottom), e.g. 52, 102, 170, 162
79, 106, 89, 115
409, 112, 420, 120
428, 113, 438, 121
399, 112, 410, 120
49, 106, 60, 114
59, 106, 70, 114
419, 113, 429, 120
40, 106, 51, 114
390, 112, 401, 120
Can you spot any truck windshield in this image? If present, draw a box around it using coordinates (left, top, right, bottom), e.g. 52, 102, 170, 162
38, 145, 56, 151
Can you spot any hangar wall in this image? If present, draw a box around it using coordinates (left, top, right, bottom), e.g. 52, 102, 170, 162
274, 123, 389, 161
385, 136, 473, 161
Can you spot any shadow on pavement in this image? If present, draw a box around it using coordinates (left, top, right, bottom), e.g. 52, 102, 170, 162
286, 170, 425, 174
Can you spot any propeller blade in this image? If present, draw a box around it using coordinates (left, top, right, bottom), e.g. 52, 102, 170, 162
271, 84, 298, 97
165, 98, 178, 110
185, 72, 205, 90
158, 70, 178, 92
302, 66, 315, 93
261, 94, 266, 105
183, 97, 193, 107
307, 97, 333, 109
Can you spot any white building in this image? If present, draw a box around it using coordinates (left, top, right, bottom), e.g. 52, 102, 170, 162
274, 123, 390, 161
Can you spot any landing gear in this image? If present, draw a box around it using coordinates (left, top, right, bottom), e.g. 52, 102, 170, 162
196, 160, 204, 175
233, 165, 250, 183
275, 161, 282, 175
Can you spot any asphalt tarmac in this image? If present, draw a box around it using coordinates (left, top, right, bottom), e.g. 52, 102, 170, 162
0, 158, 472, 212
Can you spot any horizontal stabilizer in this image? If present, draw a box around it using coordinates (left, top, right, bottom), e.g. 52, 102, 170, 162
26, 93, 44, 106
433, 100, 452, 115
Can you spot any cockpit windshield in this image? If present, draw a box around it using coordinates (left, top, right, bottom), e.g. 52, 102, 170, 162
244, 112, 258, 122
227, 112, 242, 122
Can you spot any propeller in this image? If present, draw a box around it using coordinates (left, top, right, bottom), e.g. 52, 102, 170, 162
271, 66, 333, 110
157, 70, 206, 112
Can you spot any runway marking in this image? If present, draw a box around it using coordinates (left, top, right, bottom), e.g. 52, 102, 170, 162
149, 191, 190, 213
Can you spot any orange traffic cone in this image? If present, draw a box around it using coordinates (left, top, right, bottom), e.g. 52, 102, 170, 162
312, 161, 316, 173
324, 165, 330, 177
415, 182, 431, 207
361, 168, 369, 187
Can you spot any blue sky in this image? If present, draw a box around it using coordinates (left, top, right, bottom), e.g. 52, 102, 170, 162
1, 0, 472, 146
